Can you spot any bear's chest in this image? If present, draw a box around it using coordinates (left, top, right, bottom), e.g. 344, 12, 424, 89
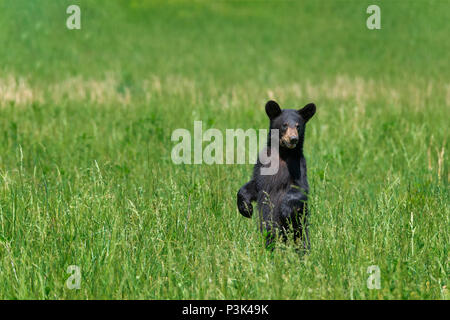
257, 157, 299, 194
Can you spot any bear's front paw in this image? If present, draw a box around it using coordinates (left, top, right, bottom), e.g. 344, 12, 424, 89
237, 193, 253, 218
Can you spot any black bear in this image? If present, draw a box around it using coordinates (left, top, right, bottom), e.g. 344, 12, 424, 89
237, 100, 316, 250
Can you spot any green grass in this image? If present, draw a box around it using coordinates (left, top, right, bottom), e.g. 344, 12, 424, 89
0, 0, 448, 299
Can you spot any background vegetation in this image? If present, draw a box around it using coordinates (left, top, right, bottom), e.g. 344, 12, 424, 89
0, 0, 448, 299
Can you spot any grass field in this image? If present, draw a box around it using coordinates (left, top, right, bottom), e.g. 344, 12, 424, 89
0, 0, 448, 299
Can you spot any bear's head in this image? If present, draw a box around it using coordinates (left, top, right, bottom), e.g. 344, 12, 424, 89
265, 100, 316, 150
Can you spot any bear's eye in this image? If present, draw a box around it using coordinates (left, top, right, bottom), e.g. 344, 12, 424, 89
296, 123, 299, 128
283, 122, 288, 128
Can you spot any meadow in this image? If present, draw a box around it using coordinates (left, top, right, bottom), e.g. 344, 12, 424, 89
0, 0, 448, 299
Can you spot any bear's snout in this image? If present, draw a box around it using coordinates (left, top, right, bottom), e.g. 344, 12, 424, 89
281, 127, 299, 149
289, 136, 299, 145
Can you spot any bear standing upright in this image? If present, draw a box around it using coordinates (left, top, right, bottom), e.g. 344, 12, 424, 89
237, 100, 316, 250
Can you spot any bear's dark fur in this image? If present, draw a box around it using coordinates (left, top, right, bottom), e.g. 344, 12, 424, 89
237, 100, 316, 250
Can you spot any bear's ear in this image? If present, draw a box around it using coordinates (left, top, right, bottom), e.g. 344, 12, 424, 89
265, 100, 282, 120
298, 103, 316, 122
